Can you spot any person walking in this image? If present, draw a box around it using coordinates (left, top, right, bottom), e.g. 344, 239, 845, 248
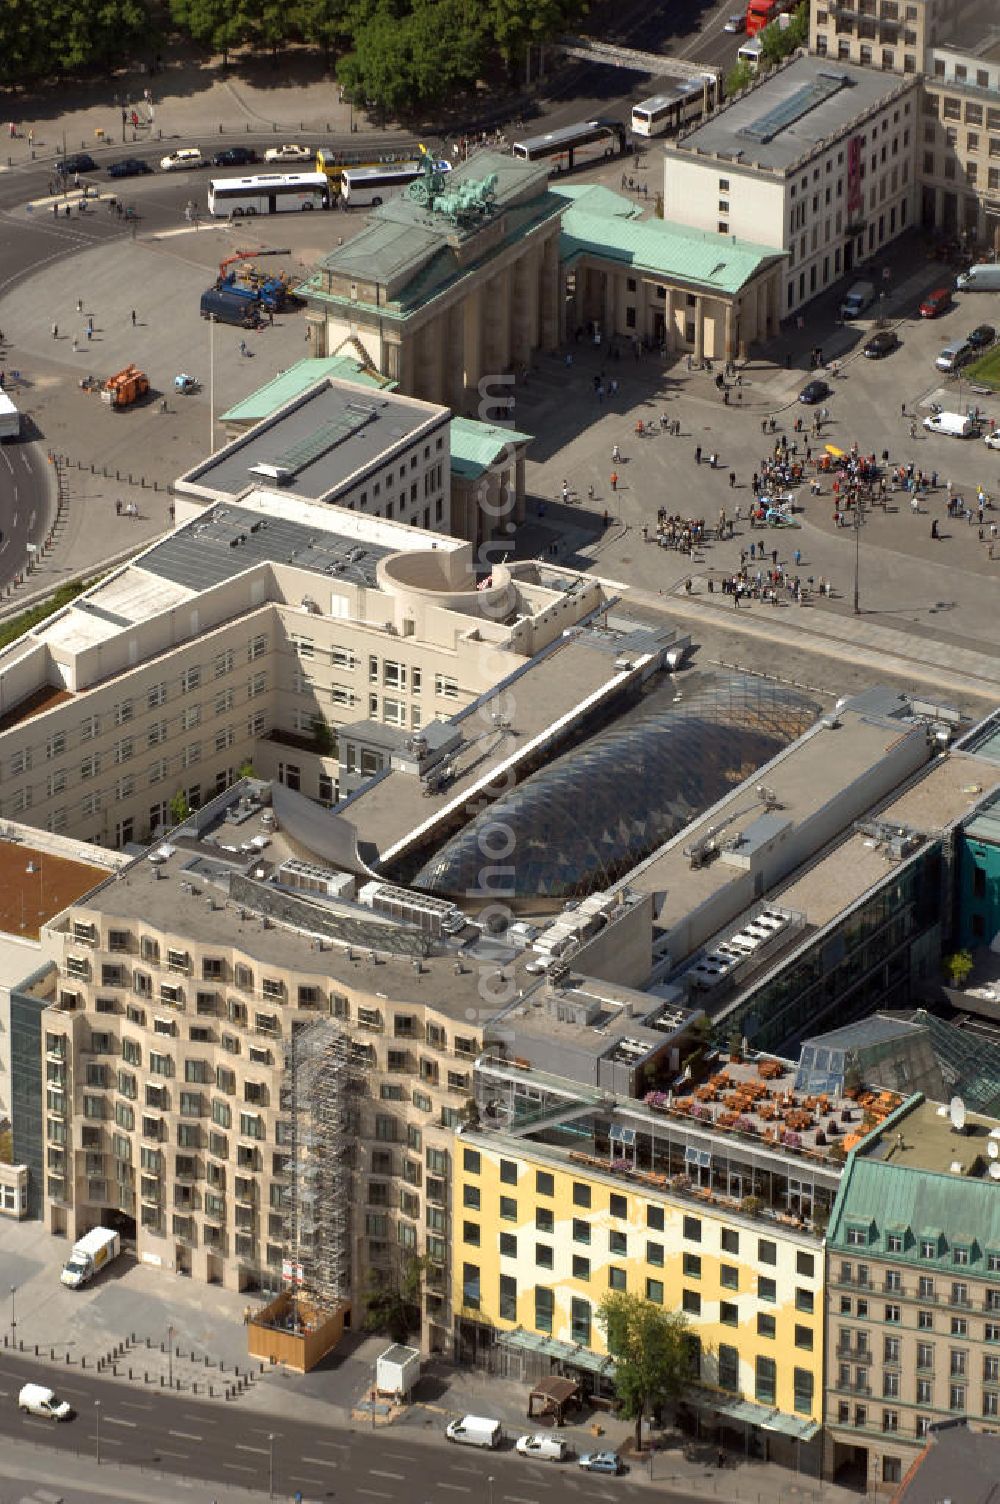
695, 445, 702, 465
130, 309, 136, 326
610, 471, 618, 493
51, 322, 58, 339
729, 471, 736, 488
76, 298, 83, 313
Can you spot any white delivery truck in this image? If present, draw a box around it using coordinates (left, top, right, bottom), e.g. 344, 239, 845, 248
0, 392, 20, 440
446, 1415, 504, 1448
60, 1226, 121, 1288
922, 411, 974, 438
956, 263, 1000, 292
839, 280, 876, 320
375, 1343, 421, 1401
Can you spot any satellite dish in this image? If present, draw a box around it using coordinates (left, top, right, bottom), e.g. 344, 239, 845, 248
990, 1162, 1000, 1182
989, 1140, 998, 1161
950, 1095, 967, 1133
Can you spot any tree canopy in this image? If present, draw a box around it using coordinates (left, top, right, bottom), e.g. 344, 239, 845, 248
597, 1291, 694, 1452
0, 0, 148, 88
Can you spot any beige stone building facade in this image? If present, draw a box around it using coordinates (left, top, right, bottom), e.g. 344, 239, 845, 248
38, 792, 513, 1351
0, 498, 600, 848
810, 0, 1000, 247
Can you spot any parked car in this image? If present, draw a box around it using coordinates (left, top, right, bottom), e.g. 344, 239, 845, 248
211, 146, 259, 167
920, 286, 951, 318
935, 339, 974, 373
984, 431, 1000, 451
579, 1450, 625, 1475
160, 148, 203, 171
967, 323, 995, 349
108, 157, 152, 179
863, 330, 899, 359
723, 12, 746, 30
264, 143, 311, 162
55, 153, 97, 176
798, 379, 831, 404
18, 1383, 73, 1420
515, 1433, 570, 1462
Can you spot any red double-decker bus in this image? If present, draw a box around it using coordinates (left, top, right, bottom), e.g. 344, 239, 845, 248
745, 0, 780, 35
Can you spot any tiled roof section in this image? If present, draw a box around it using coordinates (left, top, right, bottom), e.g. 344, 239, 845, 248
557, 190, 783, 294
220, 357, 395, 423
449, 417, 533, 480
829, 1155, 1000, 1269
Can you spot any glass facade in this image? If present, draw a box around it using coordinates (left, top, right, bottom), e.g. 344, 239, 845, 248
718, 845, 943, 1056
414, 675, 818, 902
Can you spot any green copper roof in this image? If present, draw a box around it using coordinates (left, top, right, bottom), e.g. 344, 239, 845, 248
829, 1155, 1000, 1271
555, 186, 784, 295
220, 357, 394, 424
449, 417, 533, 480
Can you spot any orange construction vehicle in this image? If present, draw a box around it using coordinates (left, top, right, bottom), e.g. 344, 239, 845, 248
101, 364, 149, 409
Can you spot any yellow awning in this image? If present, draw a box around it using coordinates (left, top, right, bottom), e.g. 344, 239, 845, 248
825, 443, 846, 457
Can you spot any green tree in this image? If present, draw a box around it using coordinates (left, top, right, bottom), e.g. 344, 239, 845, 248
0, 0, 147, 86
169, 790, 192, 825
944, 949, 974, 988
363, 1253, 429, 1341
760, 0, 808, 64
478, 0, 574, 69
724, 58, 755, 97
169, 0, 257, 63
597, 1291, 692, 1452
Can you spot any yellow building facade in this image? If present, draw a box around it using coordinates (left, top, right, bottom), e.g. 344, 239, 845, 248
452, 1134, 824, 1458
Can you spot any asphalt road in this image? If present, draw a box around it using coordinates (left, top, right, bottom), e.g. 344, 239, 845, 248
0, 1353, 716, 1503
0, 435, 48, 585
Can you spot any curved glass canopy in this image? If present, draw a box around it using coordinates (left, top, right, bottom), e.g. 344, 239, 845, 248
412, 674, 818, 903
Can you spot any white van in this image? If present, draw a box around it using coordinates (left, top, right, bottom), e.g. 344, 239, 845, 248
737, 36, 763, 67
516, 1432, 571, 1462
922, 411, 974, 438
18, 1383, 72, 1420
446, 1415, 504, 1448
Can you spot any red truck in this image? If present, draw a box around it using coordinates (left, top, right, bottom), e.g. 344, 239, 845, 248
745, 0, 780, 35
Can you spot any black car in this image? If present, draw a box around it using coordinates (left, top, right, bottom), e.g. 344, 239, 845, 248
968, 324, 995, 349
108, 157, 152, 179
863, 330, 899, 359
211, 146, 259, 167
798, 379, 831, 404
55, 152, 97, 176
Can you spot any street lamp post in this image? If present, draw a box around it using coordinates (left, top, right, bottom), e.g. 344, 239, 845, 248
487, 1476, 495, 1504
9, 1284, 15, 1345
95, 1399, 101, 1465
852, 491, 866, 616
167, 1323, 174, 1388
268, 1431, 276, 1501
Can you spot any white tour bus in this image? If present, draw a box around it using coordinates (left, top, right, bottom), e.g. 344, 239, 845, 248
340, 159, 451, 208
512, 119, 627, 172
207, 171, 330, 217
631, 78, 714, 138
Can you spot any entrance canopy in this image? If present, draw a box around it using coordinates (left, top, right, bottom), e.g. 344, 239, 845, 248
528, 1375, 582, 1423
688, 1389, 820, 1442
497, 1327, 616, 1379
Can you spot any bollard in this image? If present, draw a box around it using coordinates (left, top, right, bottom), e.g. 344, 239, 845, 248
209, 1385, 214, 1398
50, 1347, 54, 1360
129, 1368, 133, 1379
160, 1375, 165, 1387
146, 1336, 151, 1348
193, 1382, 198, 1395
34, 1344, 38, 1356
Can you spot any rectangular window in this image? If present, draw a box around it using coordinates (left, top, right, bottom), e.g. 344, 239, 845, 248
571, 1297, 591, 1347
646, 1278, 664, 1304
535, 1287, 554, 1334
683, 1215, 702, 1243
499, 1274, 517, 1323
572, 1255, 590, 1282
536, 1243, 553, 1270
682, 1289, 701, 1316
755, 1357, 777, 1406
536, 1170, 554, 1196
573, 1182, 591, 1208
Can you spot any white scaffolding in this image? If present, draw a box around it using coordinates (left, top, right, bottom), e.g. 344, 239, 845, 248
286, 1018, 361, 1315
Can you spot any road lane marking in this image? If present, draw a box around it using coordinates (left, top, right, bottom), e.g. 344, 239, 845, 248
355, 1491, 393, 1500
154, 1448, 190, 1459
222, 1463, 256, 1473
105, 1416, 137, 1427
168, 1429, 202, 1440
301, 1456, 338, 1466
370, 1470, 404, 1480
235, 1443, 270, 1454
437, 1486, 472, 1494
119, 1400, 154, 1410
183, 1412, 217, 1423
